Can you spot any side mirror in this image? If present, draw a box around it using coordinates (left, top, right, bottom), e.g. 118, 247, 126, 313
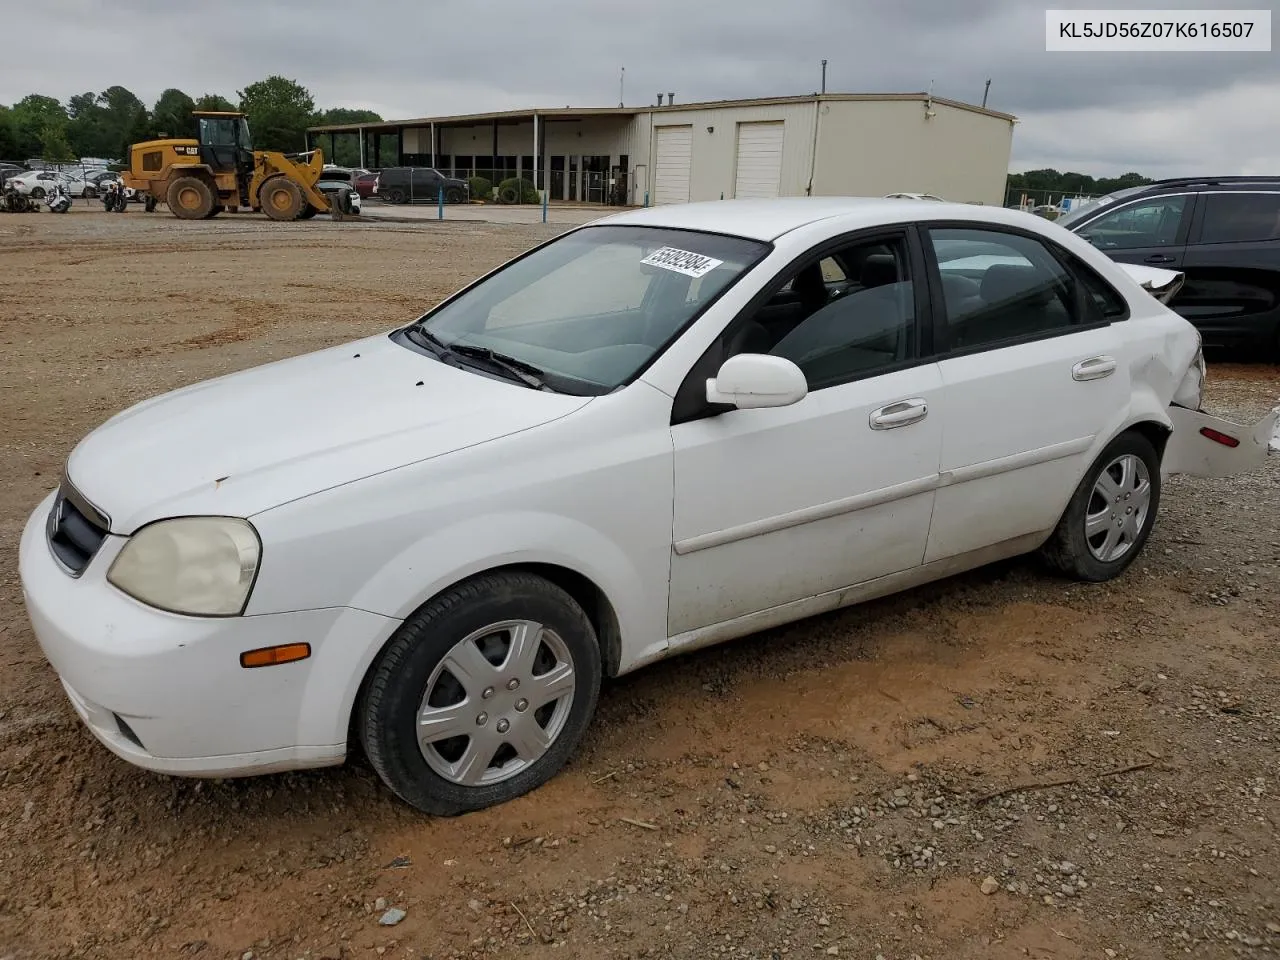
706, 354, 807, 410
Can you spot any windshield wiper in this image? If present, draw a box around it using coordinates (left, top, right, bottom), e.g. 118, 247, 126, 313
447, 344, 551, 390
404, 324, 449, 358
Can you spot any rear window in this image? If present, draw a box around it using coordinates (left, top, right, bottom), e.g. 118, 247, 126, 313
1199, 192, 1280, 244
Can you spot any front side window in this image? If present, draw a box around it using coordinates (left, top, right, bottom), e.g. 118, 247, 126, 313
729, 237, 916, 390
415, 226, 768, 393
1199, 192, 1280, 244
1076, 195, 1188, 250
929, 228, 1087, 351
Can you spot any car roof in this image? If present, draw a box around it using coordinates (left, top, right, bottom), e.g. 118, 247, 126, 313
594, 197, 1047, 242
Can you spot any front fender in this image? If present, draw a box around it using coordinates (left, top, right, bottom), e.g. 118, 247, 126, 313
348, 510, 654, 640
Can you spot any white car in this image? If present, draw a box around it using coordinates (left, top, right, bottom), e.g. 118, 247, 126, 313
19, 198, 1278, 815
9, 169, 90, 198
885, 192, 947, 201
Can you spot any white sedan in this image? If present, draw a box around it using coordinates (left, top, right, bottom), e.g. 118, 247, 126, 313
8, 169, 91, 198
19, 198, 1278, 815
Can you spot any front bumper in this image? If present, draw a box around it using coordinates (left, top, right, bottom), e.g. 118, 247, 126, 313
18, 491, 398, 778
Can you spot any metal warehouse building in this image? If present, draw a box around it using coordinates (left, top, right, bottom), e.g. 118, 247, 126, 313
307, 93, 1016, 207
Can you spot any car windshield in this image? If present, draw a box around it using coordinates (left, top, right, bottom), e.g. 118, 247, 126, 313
411, 225, 769, 394
1056, 185, 1149, 228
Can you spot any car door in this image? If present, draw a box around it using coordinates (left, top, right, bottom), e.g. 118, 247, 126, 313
921, 223, 1132, 564
666, 228, 943, 637
411, 168, 441, 200
1072, 192, 1196, 272
1177, 189, 1280, 352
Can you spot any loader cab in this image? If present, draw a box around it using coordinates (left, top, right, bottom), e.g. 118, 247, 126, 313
196, 112, 253, 177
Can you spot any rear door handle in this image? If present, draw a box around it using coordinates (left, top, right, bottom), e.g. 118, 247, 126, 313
869, 398, 928, 430
1073, 356, 1117, 381
1144, 254, 1176, 264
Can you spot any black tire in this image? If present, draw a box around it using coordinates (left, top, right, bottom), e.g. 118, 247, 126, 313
1039, 431, 1161, 582
167, 176, 215, 219
259, 178, 304, 221
358, 571, 602, 816
498, 186, 517, 204
445, 186, 464, 204
30, 187, 45, 200
299, 203, 319, 219
385, 187, 407, 204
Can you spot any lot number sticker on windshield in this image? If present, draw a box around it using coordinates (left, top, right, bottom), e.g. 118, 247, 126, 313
641, 246, 724, 278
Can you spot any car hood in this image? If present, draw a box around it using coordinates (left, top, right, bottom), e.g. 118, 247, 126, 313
66, 333, 591, 533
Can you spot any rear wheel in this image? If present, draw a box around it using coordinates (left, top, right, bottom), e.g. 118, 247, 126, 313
259, 177, 304, 221
30, 187, 45, 200
358, 571, 602, 815
166, 176, 215, 219
1039, 431, 1161, 582
386, 187, 407, 204
299, 203, 319, 219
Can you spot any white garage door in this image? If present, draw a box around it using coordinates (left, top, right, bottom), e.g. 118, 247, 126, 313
654, 125, 692, 205
734, 121, 784, 199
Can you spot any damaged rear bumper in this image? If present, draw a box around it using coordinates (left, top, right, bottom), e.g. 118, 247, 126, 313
1162, 404, 1280, 478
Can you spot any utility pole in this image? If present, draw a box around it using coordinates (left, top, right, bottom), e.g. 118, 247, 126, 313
820, 59, 828, 94
982, 78, 991, 108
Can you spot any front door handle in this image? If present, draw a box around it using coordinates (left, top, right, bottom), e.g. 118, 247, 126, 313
1073, 356, 1117, 381
1144, 254, 1176, 264
870, 398, 928, 430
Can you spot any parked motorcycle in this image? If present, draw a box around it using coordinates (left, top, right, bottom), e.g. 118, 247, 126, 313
0, 181, 36, 213
44, 182, 72, 214
101, 179, 128, 213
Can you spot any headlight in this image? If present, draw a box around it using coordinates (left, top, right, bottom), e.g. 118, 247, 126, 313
107, 517, 261, 616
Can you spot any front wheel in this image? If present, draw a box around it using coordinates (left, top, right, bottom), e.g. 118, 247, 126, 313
358, 571, 602, 816
445, 186, 464, 203
1040, 431, 1161, 582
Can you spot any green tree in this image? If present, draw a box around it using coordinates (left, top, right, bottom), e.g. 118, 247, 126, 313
11, 94, 67, 158
315, 107, 382, 166
152, 88, 195, 138
238, 75, 316, 152
1006, 167, 1154, 205
66, 91, 113, 158
0, 106, 18, 160
96, 85, 148, 158
193, 93, 236, 112
39, 123, 76, 162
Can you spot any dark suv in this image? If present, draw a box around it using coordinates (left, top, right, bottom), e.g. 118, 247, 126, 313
375, 167, 468, 204
1057, 177, 1280, 356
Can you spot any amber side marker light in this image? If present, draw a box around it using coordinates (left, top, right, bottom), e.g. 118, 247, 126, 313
240, 643, 311, 668
1200, 427, 1240, 448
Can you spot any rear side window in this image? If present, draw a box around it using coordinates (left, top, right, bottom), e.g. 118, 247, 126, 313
1076, 195, 1188, 250
1199, 192, 1280, 244
928, 228, 1086, 351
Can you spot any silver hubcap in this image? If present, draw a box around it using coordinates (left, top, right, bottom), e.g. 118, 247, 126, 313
1085, 453, 1152, 562
417, 620, 576, 786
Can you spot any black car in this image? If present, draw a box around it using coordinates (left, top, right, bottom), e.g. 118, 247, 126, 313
1058, 177, 1280, 356
375, 167, 468, 204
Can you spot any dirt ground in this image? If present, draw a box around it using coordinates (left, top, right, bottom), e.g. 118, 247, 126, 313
1, 209, 1277, 960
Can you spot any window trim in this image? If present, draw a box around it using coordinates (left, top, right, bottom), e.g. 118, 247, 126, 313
1067, 191, 1198, 250
1186, 190, 1280, 246
670, 223, 933, 426
920, 220, 1116, 361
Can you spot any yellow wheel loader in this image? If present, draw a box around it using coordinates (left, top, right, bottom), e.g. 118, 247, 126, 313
122, 112, 336, 221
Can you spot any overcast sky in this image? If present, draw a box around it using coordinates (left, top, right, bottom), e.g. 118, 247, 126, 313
2, 0, 1275, 178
